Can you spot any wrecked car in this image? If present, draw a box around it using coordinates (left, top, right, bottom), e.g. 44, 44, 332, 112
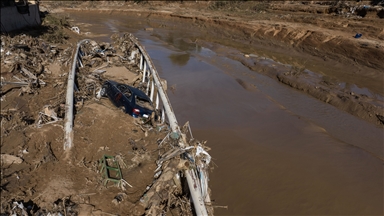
98, 80, 154, 118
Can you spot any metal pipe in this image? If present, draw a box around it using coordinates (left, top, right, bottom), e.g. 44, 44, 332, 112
150, 81, 154, 101
161, 106, 165, 124
64, 39, 89, 150
140, 54, 143, 70
142, 66, 147, 83
146, 78, 150, 95
78, 56, 83, 68
143, 62, 147, 81
156, 92, 159, 110
186, 169, 209, 216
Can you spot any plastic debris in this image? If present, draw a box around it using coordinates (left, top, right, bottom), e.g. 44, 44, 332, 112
11, 202, 28, 216
71, 26, 80, 34
196, 144, 211, 165
36, 105, 62, 128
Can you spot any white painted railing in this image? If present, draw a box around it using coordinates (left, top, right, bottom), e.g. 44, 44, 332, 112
64, 39, 89, 151
131, 36, 210, 216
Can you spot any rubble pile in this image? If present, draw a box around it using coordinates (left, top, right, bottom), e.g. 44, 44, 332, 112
1, 34, 71, 122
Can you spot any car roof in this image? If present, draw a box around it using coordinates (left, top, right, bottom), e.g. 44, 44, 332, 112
106, 80, 151, 101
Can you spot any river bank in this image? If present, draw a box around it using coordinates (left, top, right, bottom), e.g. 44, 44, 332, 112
45, 0, 384, 126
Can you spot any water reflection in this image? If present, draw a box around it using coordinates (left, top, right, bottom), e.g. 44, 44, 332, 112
168, 53, 190, 66
163, 33, 202, 66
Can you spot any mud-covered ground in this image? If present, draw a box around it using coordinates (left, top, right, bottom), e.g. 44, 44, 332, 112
1, 1, 383, 215
48, 0, 384, 125
1, 19, 206, 215
0, 31, 164, 215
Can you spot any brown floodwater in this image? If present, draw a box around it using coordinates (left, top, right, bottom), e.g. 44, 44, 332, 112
66, 11, 383, 215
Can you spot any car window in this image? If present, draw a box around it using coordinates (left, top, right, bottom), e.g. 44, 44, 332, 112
117, 84, 132, 97
124, 91, 132, 98
117, 84, 128, 92
136, 96, 154, 110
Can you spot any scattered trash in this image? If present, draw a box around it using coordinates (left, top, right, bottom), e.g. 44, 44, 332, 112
115, 154, 128, 169
11, 201, 28, 216
36, 105, 62, 128
141, 121, 212, 215
1, 33, 212, 216
71, 26, 80, 34
0, 34, 71, 102
196, 144, 212, 165
354, 33, 362, 38
112, 193, 128, 205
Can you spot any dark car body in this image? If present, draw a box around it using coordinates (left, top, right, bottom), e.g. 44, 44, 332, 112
100, 80, 154, 118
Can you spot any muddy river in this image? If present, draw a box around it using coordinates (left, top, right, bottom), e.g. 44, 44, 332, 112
66, 12, 383, 215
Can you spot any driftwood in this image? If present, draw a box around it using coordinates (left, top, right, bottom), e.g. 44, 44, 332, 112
141, 159, 186, 215
21, 68, 46, 85
1, 81, 29, 86
36, 105, 62, 128
1, 154, 23, 164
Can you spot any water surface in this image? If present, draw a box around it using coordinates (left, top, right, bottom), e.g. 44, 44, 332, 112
68, 11, 383, 215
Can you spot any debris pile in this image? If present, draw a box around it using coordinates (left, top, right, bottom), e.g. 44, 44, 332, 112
328, 1, 384, 18
67, 34, 146, 111
0, 32, 98, 215
140, 121, 213, 215
5, 199, 78, 216
1, 32, 212, 215
1, 33, 72, 75
74, 34, 213, 215
1, 33, 71, 122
